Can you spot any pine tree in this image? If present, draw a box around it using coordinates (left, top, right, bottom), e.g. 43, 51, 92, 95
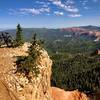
28, 33, 43, 56
16, 34, 43, 77
15, 24, 24, 47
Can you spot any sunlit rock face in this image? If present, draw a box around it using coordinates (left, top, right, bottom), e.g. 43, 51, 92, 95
0, 81, 20, 100
0, 43, 53, 100
51, 87, 90, 100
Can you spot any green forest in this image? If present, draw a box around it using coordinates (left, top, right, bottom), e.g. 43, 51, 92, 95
51, 54, 100, 93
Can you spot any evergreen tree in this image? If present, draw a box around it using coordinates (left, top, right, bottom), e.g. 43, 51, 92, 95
15, 24, 24, 47
16, 34, 43, 77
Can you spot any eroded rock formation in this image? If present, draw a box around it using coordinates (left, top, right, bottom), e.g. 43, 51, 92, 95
0, 43, 90, 100
51, 87, 90, 100
0, 43, 52, 100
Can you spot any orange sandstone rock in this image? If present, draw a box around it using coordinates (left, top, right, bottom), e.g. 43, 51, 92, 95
51, 87, 90, 100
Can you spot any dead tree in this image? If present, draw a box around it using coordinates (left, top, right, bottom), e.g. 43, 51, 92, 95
0, 32, 13, 47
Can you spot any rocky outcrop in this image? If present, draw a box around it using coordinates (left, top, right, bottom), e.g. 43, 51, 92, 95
0, 43, 52, 100
51, 87, 90, 100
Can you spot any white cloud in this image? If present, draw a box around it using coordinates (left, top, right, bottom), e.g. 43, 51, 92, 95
68, 14, 82, 17
35, 1, 45, 4
80, 0, 88, 6
65, 0, 74, 5
49, 0, 79, 13
19, 7, 50, 15
66, 6, 79, 13
84, 6, 89, 9
36, 1, 50, 8
9, 0, 82, 17
9, 7, 50, 16
54, 11, 64, 16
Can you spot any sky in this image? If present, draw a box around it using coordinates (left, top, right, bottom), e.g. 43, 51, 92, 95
0, 0, 100, 28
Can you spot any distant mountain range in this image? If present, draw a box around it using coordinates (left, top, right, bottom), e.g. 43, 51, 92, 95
0, 25, 100, 54
79, 25, 100, 30
0, 25, 100, 41
62, 25, 100, 41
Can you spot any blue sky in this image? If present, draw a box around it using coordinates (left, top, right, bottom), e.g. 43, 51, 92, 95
0, 0, 100, 28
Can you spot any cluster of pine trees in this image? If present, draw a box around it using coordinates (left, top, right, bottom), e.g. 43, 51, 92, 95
51, 54, 100, 93
0, 24, 43, 78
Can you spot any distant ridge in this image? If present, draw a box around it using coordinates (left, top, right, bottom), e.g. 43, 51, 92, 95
79, 25, 100, 30
1, 25, 100, 41
62, 25, 100, 41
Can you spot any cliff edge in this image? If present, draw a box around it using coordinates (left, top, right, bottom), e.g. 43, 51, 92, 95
0, 43, 52, 100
